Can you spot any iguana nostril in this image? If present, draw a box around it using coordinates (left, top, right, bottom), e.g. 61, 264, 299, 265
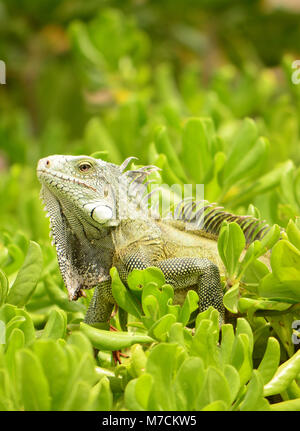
45, 160, 50, 168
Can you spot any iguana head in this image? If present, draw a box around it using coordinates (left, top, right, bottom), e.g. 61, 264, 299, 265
37, 154, 159, 300
37, 155, 121, 226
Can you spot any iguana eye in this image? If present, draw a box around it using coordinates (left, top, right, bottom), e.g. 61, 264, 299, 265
78, 161, 93, 172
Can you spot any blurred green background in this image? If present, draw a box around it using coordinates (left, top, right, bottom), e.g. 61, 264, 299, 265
1, 0, 300, 242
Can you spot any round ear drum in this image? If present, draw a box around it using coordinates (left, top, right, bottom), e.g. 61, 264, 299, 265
84, 202, 113, 224
92, 205, 113, 223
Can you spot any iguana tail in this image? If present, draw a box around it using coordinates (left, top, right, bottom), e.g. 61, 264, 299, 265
173, 200, 270, 245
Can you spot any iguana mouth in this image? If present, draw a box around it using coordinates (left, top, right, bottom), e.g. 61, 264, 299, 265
37, 168, 97, 192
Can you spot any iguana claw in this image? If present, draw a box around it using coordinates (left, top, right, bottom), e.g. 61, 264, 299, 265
110, 323, 129, 364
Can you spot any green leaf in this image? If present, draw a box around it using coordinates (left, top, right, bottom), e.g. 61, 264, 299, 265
240, 370, 269, 411
206, 366, 231, 407
230, 334, 252, 387
239, 225, 280, 279
218, 223, 245, 276
62, 380, 91, 411
268, 314, 295, 357
89, 377, 113, 411
16, 349, 51, 411
0, 368, 15, 410
151, 152, 183, 185
257, 337, 280, 385
220, 324, 235, 365
5, 328, 24, 407
222, 118, 258, 186
240, 257, 269, 286
32, 339, 69, 410
270, 398, 300, 411
84, 118, 122, 164
2, 243, 25, 276
264, 350, 300, 397
190, 319, 220, 368
5, 304, 35, 345
285, 380, 300, 399
258, 223, 281, 253
280, 164, 299, 210
41, 309, 67, 340
0, 269, 8, 306
69, 20, 106, 66
128, 267, 166, 293
259, 273, 300, 303
271, 240, 300, 282
5, 316, 26, 342
224, 136, 268, 189
236, 318, 253, 353
223, 364, 240, 404
6, 328, 25, 376
111, 267, 142, 318
178, 289, 199, 326
141, 281, 174, 319
118, 307, 128, 332
149, 314, 176, 341
128, 344, 147, 378
125, 374, 153, 411
154, 125, 187, 182
182, 117, 213, 183
146, 343, 180, 410
0, 305, 35, 345
223, 283, 239, 313
287, 219, 300, 251
174, 357, 205, 410
67, 332, 94, 357
61, 347, 97, 406
202, 400, 228, 411
6, 241, 43, 306
195, 305, 220, 330
142, 295, 159, 323
258, 240, 300, 303
80, 322, 153, 351
238, 297, 291, 313
226, 161, 290, 207
168, 322, 192, 350
89, 151, 109, 160
0, 303, 18, 324
15, 310, 35, 345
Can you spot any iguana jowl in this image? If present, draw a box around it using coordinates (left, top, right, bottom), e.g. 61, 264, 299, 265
37, 155, 270, 325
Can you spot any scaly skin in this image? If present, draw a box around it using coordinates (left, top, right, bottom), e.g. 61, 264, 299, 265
37, 155, 270, 325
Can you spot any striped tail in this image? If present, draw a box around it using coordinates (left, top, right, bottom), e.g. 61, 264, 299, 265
173, 200, 270, 244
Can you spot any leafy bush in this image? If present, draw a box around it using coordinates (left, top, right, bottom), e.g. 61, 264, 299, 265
1, 0, 300, 411
1, 220, 300, 410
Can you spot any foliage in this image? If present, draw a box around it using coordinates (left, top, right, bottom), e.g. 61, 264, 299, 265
1, 224, 300, 410
1, 0, 300, 411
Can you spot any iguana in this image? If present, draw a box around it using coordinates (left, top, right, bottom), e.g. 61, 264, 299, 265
37, 154, 270, 326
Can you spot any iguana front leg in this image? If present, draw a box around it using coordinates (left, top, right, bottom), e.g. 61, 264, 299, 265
84, 279, 115, 326
84, 279, 126, 364
156, 257, 225, 322
119, 253, 225, 322
85, 255, 225, 325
